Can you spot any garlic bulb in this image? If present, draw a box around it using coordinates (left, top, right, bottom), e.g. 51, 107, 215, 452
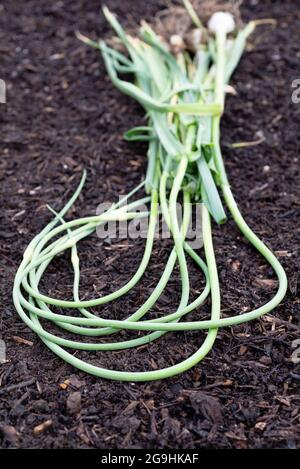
208, 11, 235, 34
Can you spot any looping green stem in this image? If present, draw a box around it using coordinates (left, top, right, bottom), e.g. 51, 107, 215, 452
13, 8, 288, 381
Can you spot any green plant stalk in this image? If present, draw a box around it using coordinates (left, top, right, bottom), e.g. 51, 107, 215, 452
14, 203, 219, 381
211, 23, 287, 319
12, 6, 288, 382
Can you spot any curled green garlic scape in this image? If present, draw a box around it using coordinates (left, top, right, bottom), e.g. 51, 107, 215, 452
13, 6, 287, 381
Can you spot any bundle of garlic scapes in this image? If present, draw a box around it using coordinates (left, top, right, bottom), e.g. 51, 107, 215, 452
13, 6, 287, 381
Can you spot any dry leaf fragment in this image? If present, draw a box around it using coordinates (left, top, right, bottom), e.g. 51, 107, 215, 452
238, 345, 248, 356
255, 421, 267, 431
253, 278, 278, 289
59, 379, 70, 390
11, 336, 33, 346
275, 396, 290, 407
67, 391, 82, 414
189, 392, 223, 424
0, 425, 20, 445
33, 419, 53, 436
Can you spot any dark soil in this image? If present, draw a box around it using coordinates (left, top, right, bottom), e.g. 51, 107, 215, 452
0, 0, 300, 449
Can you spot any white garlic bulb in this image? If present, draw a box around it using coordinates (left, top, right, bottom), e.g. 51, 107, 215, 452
208, 12, 235, 34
